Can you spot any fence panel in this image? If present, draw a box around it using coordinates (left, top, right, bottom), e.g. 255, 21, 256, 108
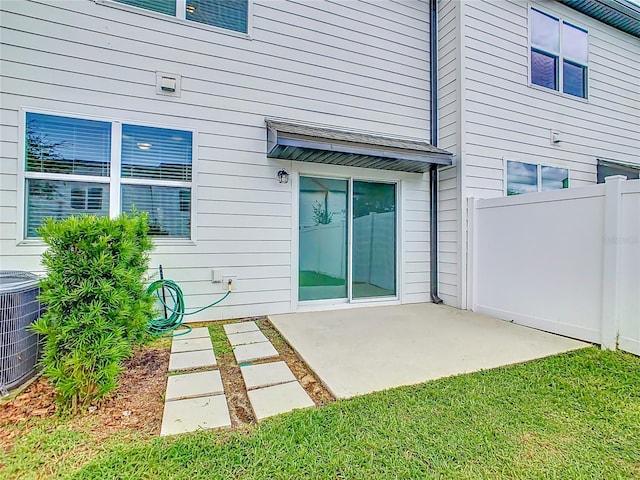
469, 177, 639, 353
618, 182, 640, 355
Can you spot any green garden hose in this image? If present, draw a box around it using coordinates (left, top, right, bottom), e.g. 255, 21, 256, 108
146, 279, 231, 337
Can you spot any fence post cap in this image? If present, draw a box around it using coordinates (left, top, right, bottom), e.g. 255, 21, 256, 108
604, 175, 627, 183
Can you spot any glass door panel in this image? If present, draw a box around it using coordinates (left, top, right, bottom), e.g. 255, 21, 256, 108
299, 176, 348, 301
352, 181, 396, 299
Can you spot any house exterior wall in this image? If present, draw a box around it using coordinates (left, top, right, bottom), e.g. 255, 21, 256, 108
436, 0, 462, 307
462, 0, 640, 198
0, 0, 434, 320
443, 0, 640, 309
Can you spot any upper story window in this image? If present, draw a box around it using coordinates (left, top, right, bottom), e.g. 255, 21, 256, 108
114, 0, 249, 33
506, 160, 569, 195
24, 112, 194, 239
530, 8, 588, 99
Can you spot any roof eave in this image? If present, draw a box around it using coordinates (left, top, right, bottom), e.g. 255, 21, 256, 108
558, 0, 640, 38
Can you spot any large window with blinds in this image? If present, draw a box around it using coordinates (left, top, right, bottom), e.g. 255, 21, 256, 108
112, 0, 249, 34
23, 112, 194, 239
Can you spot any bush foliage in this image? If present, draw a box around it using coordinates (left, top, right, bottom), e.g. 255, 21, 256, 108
32, 213, 154, 411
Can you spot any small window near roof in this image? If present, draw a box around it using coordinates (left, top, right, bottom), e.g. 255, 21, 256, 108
530, 9, 588, 99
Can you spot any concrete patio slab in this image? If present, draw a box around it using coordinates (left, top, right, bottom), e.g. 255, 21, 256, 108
165, 370, 224, 401
160, 394, 230, 436
173, 327, 211, 340
224, 321, 259, 335
270, 303, 589, 399
233, 341, 279, 364
247, 381, 314, 420
227, 330, 268, 347
241, 361, 296, 390
168, 349, 217, 372
171, 336, 213, 353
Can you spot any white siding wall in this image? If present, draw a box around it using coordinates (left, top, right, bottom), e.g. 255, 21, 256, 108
402, 174, 432, 304
437, 165, 459, 305
453, 0, 640, 311
436, 0, 462, 307
0, 0, 433, 320
437, 0, 460, 159
462, 0, 640, 199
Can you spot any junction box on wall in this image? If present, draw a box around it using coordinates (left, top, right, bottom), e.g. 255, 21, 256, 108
211, 269, 237, 290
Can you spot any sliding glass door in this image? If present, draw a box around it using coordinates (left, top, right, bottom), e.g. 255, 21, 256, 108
352, 181, 396, 298
298, 176, 396, 303
299, 177, 348, 301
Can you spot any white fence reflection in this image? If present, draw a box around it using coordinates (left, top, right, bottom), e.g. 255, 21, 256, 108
299, 212, 395, 291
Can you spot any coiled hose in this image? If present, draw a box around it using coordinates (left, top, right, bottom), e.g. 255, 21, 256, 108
146, 279, 231, 337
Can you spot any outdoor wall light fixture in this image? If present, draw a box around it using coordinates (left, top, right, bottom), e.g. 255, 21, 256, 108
277, 169, 290, 184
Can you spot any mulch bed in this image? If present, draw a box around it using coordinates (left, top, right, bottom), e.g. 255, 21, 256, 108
0, 347, 169, 451
1, 317, 335, 451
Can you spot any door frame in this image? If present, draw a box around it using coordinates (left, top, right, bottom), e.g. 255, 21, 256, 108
291, 164, 404, 312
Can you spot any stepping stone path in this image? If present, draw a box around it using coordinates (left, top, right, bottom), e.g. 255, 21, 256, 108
161, 327, 230, 436
224, 321, 314, 420
161, 322, 315, 435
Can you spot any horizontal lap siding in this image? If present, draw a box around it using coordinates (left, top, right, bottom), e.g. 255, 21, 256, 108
403, 178, 431, 303
0, 0, 432, 319
437, 0, 460, 306
462, 0, 640, 199
438, 166, 459, 305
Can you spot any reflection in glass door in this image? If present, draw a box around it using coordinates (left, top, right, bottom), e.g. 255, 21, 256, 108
299, 176, 397, 302
352, 181, 396, 298
298, 177, 348, 301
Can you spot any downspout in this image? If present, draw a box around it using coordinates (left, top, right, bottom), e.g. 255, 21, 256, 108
429, 0, 443, 304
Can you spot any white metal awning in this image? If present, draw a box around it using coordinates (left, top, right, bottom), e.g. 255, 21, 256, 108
266, 119, 452, 174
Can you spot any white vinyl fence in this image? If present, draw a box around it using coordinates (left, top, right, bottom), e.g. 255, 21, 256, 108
299, 212, 395, 290
468, 176, 640, 355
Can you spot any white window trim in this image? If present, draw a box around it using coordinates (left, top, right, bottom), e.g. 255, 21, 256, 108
94, 0, 253, 39
503, 158, 570, 196
528, 5, 589, 100
18, 107, 197, 246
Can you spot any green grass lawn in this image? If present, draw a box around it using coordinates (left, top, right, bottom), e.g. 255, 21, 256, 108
299, 271, 345, 286
3, 348, 639, 479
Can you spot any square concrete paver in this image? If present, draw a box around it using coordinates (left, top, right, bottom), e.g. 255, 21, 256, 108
171, 336, 213, 354
241, 361, 296, 390
160, 394, 230, 436
224, 321, 260, 335
165, 370, 224, 401
227, 330, 268, 347
173, 327, 211, 340
248, 381, 314, 420
233, 341, 279, 364
168, 349, 217, 372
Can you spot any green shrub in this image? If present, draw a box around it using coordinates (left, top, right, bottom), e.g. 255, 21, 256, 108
31, 213, 154, 411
